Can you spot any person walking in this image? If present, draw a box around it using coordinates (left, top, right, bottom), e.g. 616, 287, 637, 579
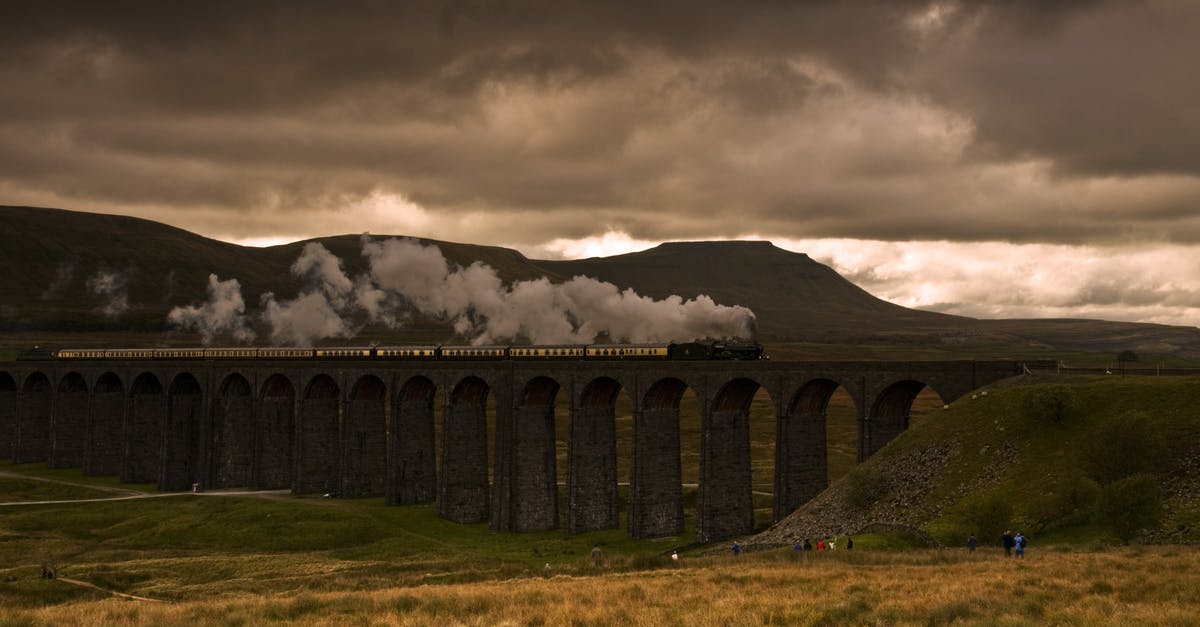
1014, 532, 1027, 559
731, 541, 741, 557
967, 534, 977, 553
846, 536, 854, 550
1002, 530, 1014, 557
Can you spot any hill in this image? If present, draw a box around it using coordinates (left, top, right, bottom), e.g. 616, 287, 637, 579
3, 205, 1200, 360
752, 375, 1200, 547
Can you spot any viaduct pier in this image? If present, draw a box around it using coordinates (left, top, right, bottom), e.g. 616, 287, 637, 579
0, 358, 1035, 541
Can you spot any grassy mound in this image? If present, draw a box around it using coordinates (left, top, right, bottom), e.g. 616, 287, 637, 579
757, 375, 1200, 548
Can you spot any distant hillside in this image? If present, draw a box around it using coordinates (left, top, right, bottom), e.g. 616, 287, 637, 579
0, 206, 556, 336
3, 205, 1200, 359
532, 241, 967, 339
753, 376, 1200, 546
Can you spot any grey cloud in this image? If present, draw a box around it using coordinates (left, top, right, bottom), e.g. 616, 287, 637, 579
2, 0, 1199, 249
915, 1, 1200, 177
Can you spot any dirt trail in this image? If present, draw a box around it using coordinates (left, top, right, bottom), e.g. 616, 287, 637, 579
0, 471, 288, 506
56, 577, 165, 603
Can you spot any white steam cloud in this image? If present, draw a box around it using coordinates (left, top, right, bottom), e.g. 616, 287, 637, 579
359, 238, 756, 344
168, 238, 756, 346
258, 243, 357, 345
87, 270, 130, 317
167, 274, 255, 343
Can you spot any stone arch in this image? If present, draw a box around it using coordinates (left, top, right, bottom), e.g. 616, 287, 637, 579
439, 376, 490, 523
775, 378, 845, 519
343, 375, 387, 497
256, 374, 294, 490
864, 380, 944, 459
124, 372, 163, 483
510, 376, 561, 531
15, 372, 53, 463
162, 373, 204, 490
86, 372, 124, 476
568, 377, 622, 533
297, 374, 340, 494
390, 376, 437, 505
211, 374, 253, 488
698, 377, 761, 541
0, 372, 18, 461
629, 377, 690, 538
50, 372, 89, 468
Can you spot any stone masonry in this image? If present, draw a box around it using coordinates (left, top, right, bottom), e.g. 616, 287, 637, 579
0, 357, 1035, 541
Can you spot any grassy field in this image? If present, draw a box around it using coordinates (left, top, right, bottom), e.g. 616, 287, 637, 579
4, 534, 1199, 625
4, 374, 1200, 624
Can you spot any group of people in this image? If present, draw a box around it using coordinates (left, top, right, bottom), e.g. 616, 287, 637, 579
966, 531, 1028, 557
786, 536, 853, 555
1001, 530, 1028, 558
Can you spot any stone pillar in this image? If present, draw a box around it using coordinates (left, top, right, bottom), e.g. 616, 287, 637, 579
15, 375, 52, 464
864, 412, 907, 459
342, 380, 387, 498
255, 380, 294, 490
0, 380, 15, 461
85, 385, 125, 476
697, 407, 753, 542
629, 406, 683, 538
123, 380, 163, 484
211, 380, 253, 488
567, 404, 619, 533
297, 377, 340, 495
512, 401, 557, 531
388, 394, 436, 505
440, 378, 490, 523
50, 377, 87, 468
774, 411, 828, 520
161, 380, 203, 491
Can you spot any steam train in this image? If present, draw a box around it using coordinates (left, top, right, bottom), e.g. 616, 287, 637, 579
18, 341, 765, 361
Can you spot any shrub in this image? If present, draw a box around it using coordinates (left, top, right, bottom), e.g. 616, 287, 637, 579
1096, 473, 1162, 541
845, 467, 888, 510
1081, 412, 1168, 485
956, 492, 1013, 543
1026, 474, 1100, 533
1020, 385, 1078, 424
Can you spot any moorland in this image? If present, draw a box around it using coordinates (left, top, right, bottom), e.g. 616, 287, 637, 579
4, 205, 1200, 624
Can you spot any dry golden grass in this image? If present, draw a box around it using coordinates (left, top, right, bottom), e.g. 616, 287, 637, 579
10, 546, 1200, 626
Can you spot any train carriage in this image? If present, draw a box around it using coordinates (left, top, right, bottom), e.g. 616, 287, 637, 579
509, 345, 586, 359
375, 345, 439, 359
439, 345, 509, 360
55, 349, 106, 359
585, 344, 671, 359
314, 347, 373, 359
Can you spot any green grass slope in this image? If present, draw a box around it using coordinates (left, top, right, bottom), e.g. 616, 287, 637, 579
755, 375, 1200, 548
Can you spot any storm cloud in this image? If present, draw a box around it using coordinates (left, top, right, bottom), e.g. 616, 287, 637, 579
3, 1, 1199, 326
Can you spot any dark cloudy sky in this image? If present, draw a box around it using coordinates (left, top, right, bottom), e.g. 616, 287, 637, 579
3, 1, 1199, 327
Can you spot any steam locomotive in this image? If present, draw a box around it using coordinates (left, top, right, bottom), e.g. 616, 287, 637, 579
18, 341, 765, 361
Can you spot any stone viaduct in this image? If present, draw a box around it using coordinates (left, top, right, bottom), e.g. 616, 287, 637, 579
0, 358, 1033, 541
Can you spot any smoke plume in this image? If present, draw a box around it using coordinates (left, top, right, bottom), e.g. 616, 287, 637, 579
359, 237, 757, 344
167, 274, 255, 343
258, 243, 357, 345
169, 238, 756, 346
86, 270, 131, 317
